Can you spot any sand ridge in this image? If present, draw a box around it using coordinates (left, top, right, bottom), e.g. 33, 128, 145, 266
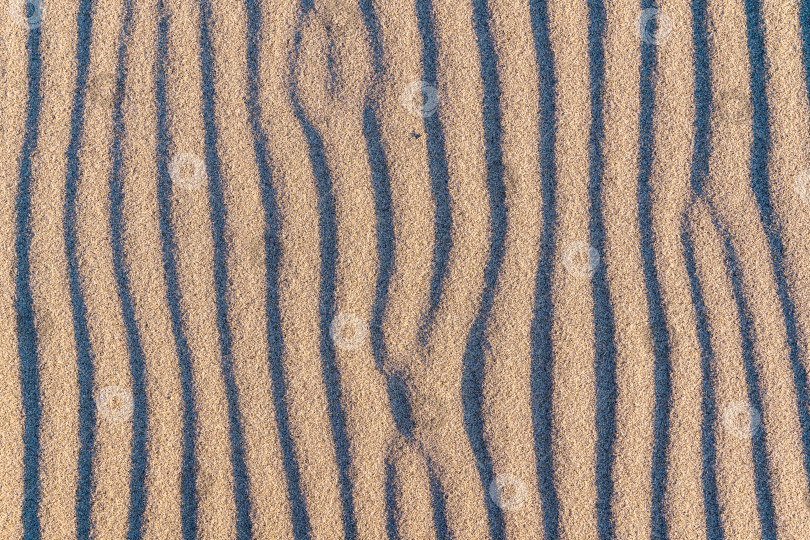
2, 0, 810, 538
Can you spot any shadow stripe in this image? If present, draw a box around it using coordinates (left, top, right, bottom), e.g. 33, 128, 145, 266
197, 0, 253, 536
154, 1, 199, 535
682, 218, 724, 540
691, 0, 711, 198
64, 1, 98, 535
585, 1, 618, 537
529, 0, 560, 535
414, 0, 452, 340
461, 0, 508, 536
16, 22, 43, 540
105, 0, 146, 536
745, 0, 810, 489
243, 0, 311, 537
640, 3, 674, 538
289, 5, 357, 533
690, 0, 721, 536
720, 222, 777, 539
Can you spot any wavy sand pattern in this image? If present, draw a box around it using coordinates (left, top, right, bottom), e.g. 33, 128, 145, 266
2, 0, 810, 538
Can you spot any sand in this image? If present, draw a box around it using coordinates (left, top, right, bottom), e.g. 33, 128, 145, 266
2, 0, 810, 538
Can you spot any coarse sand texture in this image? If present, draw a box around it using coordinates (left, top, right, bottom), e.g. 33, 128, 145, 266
2, 0, 810, 538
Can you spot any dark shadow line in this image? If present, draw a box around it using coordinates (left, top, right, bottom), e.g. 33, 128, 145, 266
585, 1, 617, 538
682, 218, 724, 540
528, 0, 559, 535
638, 3, 673, 539
690, 1, 722, 537
744, 0, 810, 488
197, 0, 253, 536
691, 0, 711, 198
154, 1, 199, 536
428, 467, 449, 539
242, 0, 311, 537
360, 102, 415, 436
16, 21, 43, 540
289, 4, 356, 535
359, 0, 397, 404
64, 1, 97, 536
718, 223, 778, 539
458, 0, 508, 536
799, 0, 810, 500
384, 457, 398, 539
103, 0, 145, 537
414, 0, 452, 341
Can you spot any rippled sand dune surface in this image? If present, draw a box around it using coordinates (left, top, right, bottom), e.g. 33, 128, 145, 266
2, 0, 810, 538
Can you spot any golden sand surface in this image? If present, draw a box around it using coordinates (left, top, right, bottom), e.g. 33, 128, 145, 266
2, 0, 810, 538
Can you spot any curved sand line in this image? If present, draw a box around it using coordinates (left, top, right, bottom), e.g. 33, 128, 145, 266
372, 0, 435, 379
295, 5, 398, 536
687, 198, 761, 540
481, 0, 543, 537
648, 0, 707, 537
164, 0, 237, 535
546, 0, 597, 536
28, 0, 84, 535
705, 0, 810, 534
119, 0, 186, 535
760, 0, 810, 486
257, 0, 347, 536
402, 0, 492, 533
0, 2, 28, 534
206, 0, 295, 535
369, 0, 437, 531
75, 0, 134, 535
599, 1, 658, 536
